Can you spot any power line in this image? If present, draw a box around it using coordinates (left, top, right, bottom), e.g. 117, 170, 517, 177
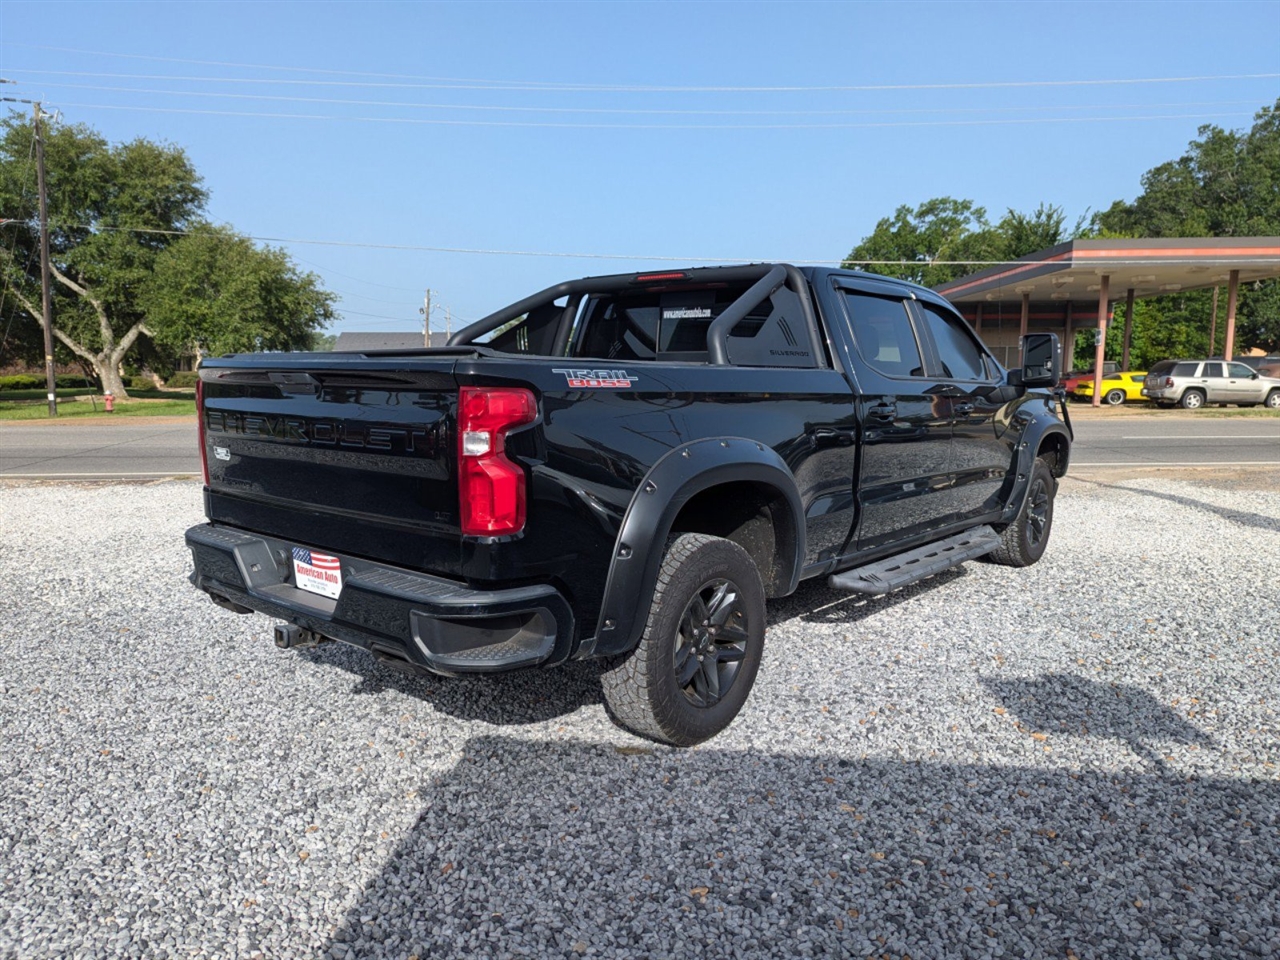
336, 307, 420, 322
38, 101, 1262, 131
329, 289, 422, 306
15, 81, 1269, 119
8, 59, 1279, 93
290, 255, 424, 293
46, 221, 1280, 267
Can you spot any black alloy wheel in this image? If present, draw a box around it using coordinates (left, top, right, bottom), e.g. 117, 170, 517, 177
1024, 472, 1052, 550
600, 533, 766, 746
672, 578, 750, 708
984, 456, 1056, 567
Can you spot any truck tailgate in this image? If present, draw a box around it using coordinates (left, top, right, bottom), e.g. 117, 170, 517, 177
200, 361, 463, 576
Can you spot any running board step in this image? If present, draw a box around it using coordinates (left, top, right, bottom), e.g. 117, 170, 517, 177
828, 526, 1000, 595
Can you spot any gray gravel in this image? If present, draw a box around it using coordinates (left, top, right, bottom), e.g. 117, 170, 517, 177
0, 474, 1277, 960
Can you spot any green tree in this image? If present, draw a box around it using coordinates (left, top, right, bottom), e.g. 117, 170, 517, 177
1100, 99, 1280, 354
996, 202, 1091, 259
0, 112, 339, 395
0, 112, 206, 397
842, 197, 1004, 287
142, 225, 334, 361
1100, 101, 1279, 239
843, 198, 1094, 287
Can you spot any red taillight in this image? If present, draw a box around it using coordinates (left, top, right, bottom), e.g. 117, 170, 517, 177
457, 386, 537, 536
1165, 377, 1174, 388
196, 376, 210, 487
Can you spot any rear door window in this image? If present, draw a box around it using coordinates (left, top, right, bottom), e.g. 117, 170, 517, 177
840, 292, 924, 377
1203, 362, 1224, 378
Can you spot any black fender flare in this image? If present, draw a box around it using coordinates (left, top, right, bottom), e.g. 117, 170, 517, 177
999, 415, 1071, 525
585, 437, 805, 658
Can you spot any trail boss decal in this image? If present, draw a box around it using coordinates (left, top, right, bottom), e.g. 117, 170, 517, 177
552, 368, 637, 389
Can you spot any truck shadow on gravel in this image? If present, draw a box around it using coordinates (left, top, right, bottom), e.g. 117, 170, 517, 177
299, 643, 605, 726
981, 674, 1215, 770
1071, 477, 1280, 533
770, 567, 967, 626
323, 734, 1279, 960
298, 572, 967, 728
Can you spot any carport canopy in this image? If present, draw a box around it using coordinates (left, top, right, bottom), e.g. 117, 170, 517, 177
933, 237, 1280, 406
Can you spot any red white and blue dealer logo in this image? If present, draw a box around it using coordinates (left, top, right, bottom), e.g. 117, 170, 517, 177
292, 547, 343, 599
551, 368, 637, 389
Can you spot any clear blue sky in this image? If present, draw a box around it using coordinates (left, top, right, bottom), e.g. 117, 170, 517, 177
2, 0, 1278, 336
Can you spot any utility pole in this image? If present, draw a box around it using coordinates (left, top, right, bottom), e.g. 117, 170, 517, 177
32, 102, 57, 417
445, 305, 452, 340
422, 289, 432, 347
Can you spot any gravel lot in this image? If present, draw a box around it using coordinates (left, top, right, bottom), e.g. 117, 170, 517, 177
1, 475, 1277, 960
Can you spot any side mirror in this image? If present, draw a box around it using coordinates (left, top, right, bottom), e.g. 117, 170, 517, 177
1020, 333, 1061, 388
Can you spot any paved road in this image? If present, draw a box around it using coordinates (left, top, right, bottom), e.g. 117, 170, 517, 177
0, 418, 200, 480
0, 413, 1275, 480
1066, 411, 1279, 467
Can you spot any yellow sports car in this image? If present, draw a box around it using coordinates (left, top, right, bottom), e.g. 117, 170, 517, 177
1074, 371, 1149, 405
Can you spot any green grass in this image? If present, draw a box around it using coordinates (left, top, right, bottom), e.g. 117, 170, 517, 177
0, 398, 195, 420
0, 387, 102, 401
1180, 407, 1280, 418
1069, 401, 1280, 418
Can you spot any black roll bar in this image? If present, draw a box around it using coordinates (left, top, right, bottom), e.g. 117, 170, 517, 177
705, 264, 787, 365
448, 263, 823, 367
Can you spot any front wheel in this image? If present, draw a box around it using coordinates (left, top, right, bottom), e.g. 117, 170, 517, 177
1266, 390, 1280, 410
985, 457, 1056, 568
600, 533, 766, 746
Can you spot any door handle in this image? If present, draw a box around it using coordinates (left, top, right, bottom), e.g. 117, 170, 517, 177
868, 402, 897, 421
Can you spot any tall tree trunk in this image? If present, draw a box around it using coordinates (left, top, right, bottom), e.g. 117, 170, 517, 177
97, 362, 129, 398
6, 281, 149, 400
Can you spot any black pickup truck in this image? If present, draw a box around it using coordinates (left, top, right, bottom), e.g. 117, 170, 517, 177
186, 263, 1071, 746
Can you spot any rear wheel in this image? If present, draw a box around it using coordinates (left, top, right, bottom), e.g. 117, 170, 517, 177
1104, 389, 1126, 406
986, 457, 1056, 568
1180, 390, 1206, 410
601, 534, 766, 746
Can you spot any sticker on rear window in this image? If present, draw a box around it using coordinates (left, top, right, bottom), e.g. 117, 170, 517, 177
551, 368, 637, 389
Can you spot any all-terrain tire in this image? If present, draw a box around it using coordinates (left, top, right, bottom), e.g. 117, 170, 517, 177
600, 533, 766, 747
985, 457, 1056, 568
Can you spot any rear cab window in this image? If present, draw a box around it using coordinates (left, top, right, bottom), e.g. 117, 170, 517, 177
572, 284, 817, 367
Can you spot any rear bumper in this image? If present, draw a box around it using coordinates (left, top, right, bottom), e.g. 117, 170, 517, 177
185, 523, 575, 674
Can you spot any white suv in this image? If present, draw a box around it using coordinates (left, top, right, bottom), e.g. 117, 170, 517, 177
1143, 359, 1280, 409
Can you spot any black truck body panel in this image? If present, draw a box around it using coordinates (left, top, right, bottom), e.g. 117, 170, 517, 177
187, 265, 1069, 674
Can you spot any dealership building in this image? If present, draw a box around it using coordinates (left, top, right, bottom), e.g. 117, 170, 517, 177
934, 237, 1280, 370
